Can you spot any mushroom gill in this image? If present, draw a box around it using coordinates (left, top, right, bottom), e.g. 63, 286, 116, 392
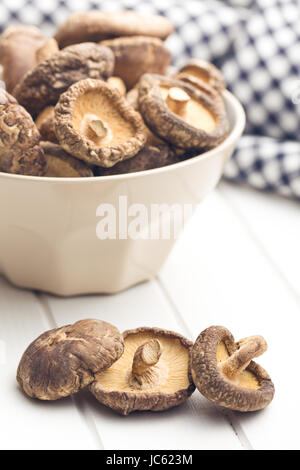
94, 331, 190, 393
160, 86, 217, 133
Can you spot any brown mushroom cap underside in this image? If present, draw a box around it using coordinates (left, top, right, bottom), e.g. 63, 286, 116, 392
0, 89, 46, 176
40, 141, 94, 178
179, 59, 226, 93
126, 87, 139, 110
97, 144, 180, 176
89, 327, 195, 415
54, 78, 147, 167
14, 43, 115, 117
138, 74, 229, 150
0, 25, 46, 94
176, 72, 225, 112
36, 38, 59, 64
36, 107, 57, 143
17, 319, 124, 401
55, 10, 174, 48
191, 326, 275, 412
101, 36, 171, 90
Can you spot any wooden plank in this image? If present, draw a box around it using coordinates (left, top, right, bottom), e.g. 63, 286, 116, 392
0, 276, 98, 450
219, 181, 300, 298
159, 189, 300, 449
43, 280, 242, 450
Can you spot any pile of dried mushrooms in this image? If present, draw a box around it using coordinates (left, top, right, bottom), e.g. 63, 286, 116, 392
0, 10, 231, 177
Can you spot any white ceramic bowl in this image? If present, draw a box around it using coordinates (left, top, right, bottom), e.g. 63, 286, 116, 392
0, 91, 245, 296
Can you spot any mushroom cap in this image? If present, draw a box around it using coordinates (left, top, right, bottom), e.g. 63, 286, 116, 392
36, 107, 57, 143
138, 74, 229, 150
0, 25, 46, 94
97, 144, 179, 176
17, 319, 124, 400
89, 327, 195, 415
55, 10, 174, 48
41, 141, 94, 178
191, 326, 275, 412
101, 36, 171, 89
54, 78, 147, 167
0, 89, 46, 176
179, 59, 226, 93
14, 43, 115, 117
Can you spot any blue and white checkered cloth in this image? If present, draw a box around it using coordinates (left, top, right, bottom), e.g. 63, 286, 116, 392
0, 0, 299, 198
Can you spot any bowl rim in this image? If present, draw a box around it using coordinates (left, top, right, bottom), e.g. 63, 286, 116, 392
0, 90, 245, 184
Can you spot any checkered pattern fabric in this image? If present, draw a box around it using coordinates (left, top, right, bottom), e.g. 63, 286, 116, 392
0, 0, 299, 199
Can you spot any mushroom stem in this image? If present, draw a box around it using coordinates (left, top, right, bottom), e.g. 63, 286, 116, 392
166, 87, 190, 117
132, 339, 162, 377
220, 335, 267, 380
89, 119, 108, 138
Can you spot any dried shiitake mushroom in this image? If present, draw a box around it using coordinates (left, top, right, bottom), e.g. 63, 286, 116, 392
0, 89, 46, 176
41, 141, 93, 178
191, 326, 275, 412
138, 74, 229, 150
55, 78, 147, 167
17, 319, 124, 400
36, 107, 57, 143
55, 10, 174, 48
14, 43, 114, 117
90, 327, 195, 415
179, 59, 225, 93
0, 25, 46, 93
36, 38, 59, 63
0, 25, 46, 94
101, 36, 171, 90
97, 144, 179, 176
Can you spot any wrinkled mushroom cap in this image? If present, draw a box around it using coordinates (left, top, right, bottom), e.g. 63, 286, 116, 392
14, 43, 114, 117
0, 25, 46, 94
55, 10, 174, 48
97, 144, 179, 176
191, 326, 275, 412
54, 78, 147, 167
41, 141, 94, 178
179, 59, 226, 92
0, 89, 46, 176
138, 74, 229, 150
101, 36, 171, 89
17, 319, 124, 400
90, 327, 195, 415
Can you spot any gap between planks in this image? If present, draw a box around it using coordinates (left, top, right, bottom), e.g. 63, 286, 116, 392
34, 292, 104, 450
155, 276, 253, 451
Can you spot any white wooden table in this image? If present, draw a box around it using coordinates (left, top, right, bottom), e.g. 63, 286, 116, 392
1, 180, 299, 450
